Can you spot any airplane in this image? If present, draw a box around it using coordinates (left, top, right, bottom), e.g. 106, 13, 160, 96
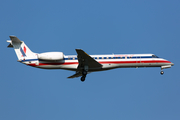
7, 36, 174, 82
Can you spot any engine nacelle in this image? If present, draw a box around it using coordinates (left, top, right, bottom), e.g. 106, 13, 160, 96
38, 52, 64, 61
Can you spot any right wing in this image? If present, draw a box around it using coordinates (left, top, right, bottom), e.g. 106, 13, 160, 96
76, 49, 102, 69
68, 49, 101, 79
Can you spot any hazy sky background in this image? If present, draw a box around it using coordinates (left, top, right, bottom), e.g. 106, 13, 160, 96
0, 0, 180, 120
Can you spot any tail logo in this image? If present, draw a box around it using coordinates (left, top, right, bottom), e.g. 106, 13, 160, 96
20, 46, 27, 57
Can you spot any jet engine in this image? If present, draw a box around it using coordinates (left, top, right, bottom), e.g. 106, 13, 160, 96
38, 52, 64, 61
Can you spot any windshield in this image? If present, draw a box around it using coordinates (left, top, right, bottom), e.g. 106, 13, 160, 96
152, 55, 159, 58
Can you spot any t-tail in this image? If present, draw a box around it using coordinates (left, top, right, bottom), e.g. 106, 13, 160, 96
7, 36, 36, 60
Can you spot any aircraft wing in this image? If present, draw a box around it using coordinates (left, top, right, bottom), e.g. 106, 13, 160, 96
68, 49, 102, 79
76, 49, 102, 69
68, 72, 82, 78
68, 71, 91, 78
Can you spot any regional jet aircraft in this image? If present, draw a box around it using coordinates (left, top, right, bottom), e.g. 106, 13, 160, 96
7, 36, 174, 82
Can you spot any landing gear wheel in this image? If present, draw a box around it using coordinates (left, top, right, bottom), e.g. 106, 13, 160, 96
160, 71, 164, 75
81, 76, 86, 82
81, 68, 88, 82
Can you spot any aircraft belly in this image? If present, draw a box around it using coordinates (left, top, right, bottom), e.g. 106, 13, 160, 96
102, 63, 137, 69
45, 65, 77, 70
29, 63, 78, 71
100, 62, 170, 70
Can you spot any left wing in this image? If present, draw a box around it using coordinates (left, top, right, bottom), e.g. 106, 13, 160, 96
68, 72, 82, 78
68, 71, 91, 78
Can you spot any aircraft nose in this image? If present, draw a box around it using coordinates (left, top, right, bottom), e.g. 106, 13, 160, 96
171, 62, 174, 66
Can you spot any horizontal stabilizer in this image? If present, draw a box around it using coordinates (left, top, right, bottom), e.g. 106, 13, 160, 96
7, 40, 13, 47
9, 36, 22, 43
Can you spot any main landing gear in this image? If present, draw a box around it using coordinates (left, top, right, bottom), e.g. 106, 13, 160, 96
81, 70, 87, 82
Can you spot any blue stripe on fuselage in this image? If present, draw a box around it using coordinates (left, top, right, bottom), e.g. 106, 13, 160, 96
21, 56, 154, 62
64, 56, 153, 60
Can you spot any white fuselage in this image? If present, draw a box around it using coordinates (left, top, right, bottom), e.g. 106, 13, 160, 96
20, 53, 173, 72
7, 36, 174, 81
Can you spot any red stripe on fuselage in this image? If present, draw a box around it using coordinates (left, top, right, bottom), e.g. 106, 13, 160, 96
27, 60, 171, 67
99, 60, 171, 64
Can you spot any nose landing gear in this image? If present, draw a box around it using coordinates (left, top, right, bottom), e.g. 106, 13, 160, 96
160, 67, 164, 75
160, 65, 172, 75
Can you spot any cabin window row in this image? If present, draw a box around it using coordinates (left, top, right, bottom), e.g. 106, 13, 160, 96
65, 56, 154, 60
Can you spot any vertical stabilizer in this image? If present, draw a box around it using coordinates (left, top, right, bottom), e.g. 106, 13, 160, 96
7, 36, 36, 60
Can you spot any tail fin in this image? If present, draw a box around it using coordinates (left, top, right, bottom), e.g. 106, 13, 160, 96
7, 36, 36, 60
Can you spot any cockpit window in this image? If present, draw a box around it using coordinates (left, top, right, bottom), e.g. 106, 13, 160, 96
152, 55, 159, 58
